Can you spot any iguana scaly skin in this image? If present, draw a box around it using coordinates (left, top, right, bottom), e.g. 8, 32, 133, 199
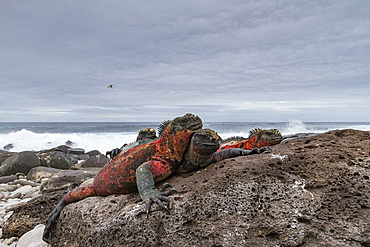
178, 129, 264, 173
218, 128, 282, 151
110, 127, 265, 174
43, 113, 202, 240
136, 128, 157, 141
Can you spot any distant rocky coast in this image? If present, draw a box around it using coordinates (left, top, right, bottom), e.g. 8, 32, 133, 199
0, 129, 369, 246
0, 145, 107, 246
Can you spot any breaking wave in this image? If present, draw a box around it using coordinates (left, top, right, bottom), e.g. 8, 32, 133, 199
0, 129, 137, 153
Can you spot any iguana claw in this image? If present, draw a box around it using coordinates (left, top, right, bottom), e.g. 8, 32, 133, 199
144, 183, 178, 216
259, 146, 272, 153
159, 182, 179, 196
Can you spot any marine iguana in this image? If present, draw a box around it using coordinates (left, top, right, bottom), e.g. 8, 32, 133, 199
107, 126, 267, 174
43, 113, 203, 240
218, 128, 282, 151
177, 128, 264, 173
105, 128, 157, 160
136, 127, 157, 141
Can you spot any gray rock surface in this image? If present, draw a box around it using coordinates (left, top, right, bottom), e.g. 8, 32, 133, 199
0, 152, 41, 176
67, 148, 85, 155
26, 167, 62, 182
38, 151, 73, 170
40, 169, 100, 194
87, 150, 101, 157
0, 175, 18, 184
4, 130, 370, 246
75, 154, 108, 168
0, 153, 14, 167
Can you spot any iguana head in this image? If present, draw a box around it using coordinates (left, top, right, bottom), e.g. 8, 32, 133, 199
249, 128, 282, 148
190, 129, 221, 156
159, 113, 203, 161
136, 128, 157, 141
179, 129, 221, 173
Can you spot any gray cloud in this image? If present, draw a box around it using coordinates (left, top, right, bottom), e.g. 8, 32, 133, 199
1, 0, 369, 122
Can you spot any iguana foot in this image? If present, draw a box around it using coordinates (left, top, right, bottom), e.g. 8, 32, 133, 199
159, 182, 179, 196
143, 183, 178, 216
241, 147, 272, 156
106, 148, 120, 160
259, 146, 272, 153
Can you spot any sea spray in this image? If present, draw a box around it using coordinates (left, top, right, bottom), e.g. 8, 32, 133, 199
0, 129, 137, 153
1, 121, 369, 153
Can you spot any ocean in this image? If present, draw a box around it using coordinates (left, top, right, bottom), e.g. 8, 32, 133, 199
1, 121, 369, 154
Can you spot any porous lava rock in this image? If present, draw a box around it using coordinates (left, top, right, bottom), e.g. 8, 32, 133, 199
6, 129, 370, 246
2, 191, 65, 239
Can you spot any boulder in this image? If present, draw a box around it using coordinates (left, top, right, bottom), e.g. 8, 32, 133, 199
26, 167, 62, 181
87, 150, 101, 157
3, 144, 14, 151
77, 154, 90, 160
41, 129, 369, 246
67, 154, 79, 164
38, 151, 72, 170
67, 148, 85, 155
0, 175, 18, 184
40, 169, 100, 194
38, 145, 70, 154
0, 152, 41, 176
65, 140, 75, 147
0, 152, 14, 168
16, 224, 49, 247
2, 191, 65, 238
76, 154, 108, 168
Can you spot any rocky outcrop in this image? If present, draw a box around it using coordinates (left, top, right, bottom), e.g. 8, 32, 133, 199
0, 152, 41, 176
0, 153, 14, 166
2, 191, 65, 239
38, 151, 73, 170
26, 167, 62, 182
39, 169, 99, 194
0, 146, 99, 178
4, 130, 370, 246
74, 154, 108, 168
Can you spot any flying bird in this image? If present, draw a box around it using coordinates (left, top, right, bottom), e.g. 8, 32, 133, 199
108, 84, 113, 89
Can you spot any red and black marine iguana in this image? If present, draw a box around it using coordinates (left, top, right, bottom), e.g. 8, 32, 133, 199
218, 128, 282, 152
44, 116, 280, 241
107, 125, 276, 173
43, 113, 203, 240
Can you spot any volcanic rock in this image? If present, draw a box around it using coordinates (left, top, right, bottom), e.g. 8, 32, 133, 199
26, 167, 62, 182
0, 152, 41, 177
67, 148, 85, 156
38, 151, 73, 170
39, 169, 99, 194
75, 154, 108, 168
5, 129, 370, 246
87, 150, 101, 157
2, 191, 65, 239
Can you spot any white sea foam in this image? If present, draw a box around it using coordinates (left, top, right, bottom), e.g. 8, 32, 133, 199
1, 121, 369, 153
280, 120, 316, 136
0, 129, 137, 153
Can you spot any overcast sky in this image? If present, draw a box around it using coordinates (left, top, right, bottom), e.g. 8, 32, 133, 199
1, 1, 369, 122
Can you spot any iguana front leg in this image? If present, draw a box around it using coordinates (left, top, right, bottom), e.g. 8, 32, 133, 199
210, 147, 270, 163
136, 161, 178, 216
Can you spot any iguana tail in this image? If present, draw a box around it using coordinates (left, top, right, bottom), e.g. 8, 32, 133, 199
43, 183, 96, 242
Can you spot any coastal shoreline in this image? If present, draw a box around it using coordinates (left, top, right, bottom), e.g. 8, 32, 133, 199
1, 129, 369, 246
